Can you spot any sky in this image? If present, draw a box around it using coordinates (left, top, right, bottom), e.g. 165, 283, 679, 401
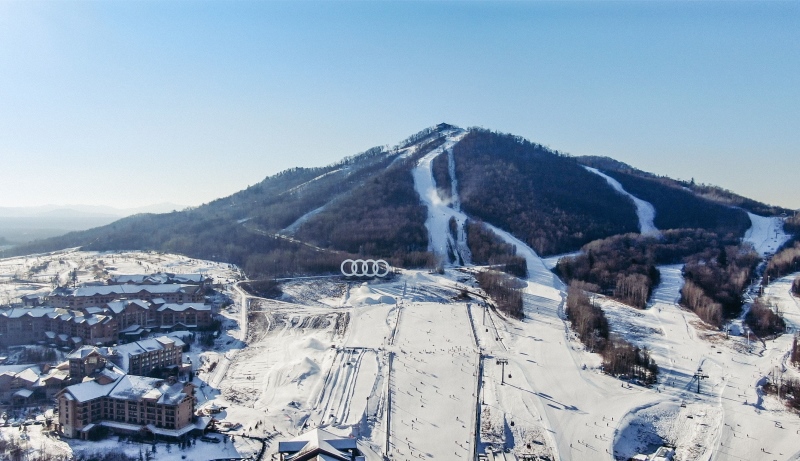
0, 0, 798, 210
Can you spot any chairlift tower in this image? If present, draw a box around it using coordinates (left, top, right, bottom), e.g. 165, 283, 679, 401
692, 367, 709, 394
497, 358, 509, 385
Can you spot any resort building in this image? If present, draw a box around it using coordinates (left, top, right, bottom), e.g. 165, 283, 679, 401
56, 374, 196, 440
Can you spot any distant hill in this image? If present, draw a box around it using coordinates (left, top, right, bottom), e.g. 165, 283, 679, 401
0, 203, 185, 245
7, 125, 791, 278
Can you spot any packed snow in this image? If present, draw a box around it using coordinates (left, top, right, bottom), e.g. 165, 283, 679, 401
744, 212, 791, 257
412, 128, 472, 266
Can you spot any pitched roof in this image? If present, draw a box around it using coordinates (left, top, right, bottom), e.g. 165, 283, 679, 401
157, 302, 210, 312
278, 428, 356, 461
73, 284, 198, 297
60, 374, 188, 405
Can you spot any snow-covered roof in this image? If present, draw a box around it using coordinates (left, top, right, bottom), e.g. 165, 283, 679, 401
156, 335, 184, 348
165, 331, 193, 341
114, 341, 146, 356
1, 307, 56, 319
135, 338, 165, 352
107, 375, 187, 404
109, 273, 209, 285
156, 302, 210, 312
62, 380, 113, 403
105, 299, 150, 314
278, 427, 357, 461
14, 389, 34, 398
67, 346, 110, 360
0, 364, 35, 375
62, 374, 188, 405
73, 284, 198, 297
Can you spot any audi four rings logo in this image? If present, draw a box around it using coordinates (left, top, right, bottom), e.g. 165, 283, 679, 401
340, 259, 391, 277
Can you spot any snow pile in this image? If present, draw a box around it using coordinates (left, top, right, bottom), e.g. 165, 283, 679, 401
349, 282, 396, 306
613, 401, 720, 461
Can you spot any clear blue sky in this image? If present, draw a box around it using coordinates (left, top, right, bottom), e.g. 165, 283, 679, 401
1, 1, 798, 210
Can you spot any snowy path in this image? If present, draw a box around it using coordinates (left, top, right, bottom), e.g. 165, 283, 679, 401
281, 203, 329, 235
583, 166, 659, 235
388, 302, 478, 460
743, 212, 790, 257
412, 129, 472, 265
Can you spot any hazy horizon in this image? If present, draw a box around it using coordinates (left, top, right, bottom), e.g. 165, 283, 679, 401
2, 1, 798, 210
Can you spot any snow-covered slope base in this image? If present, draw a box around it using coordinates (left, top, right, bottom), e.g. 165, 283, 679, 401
5, 242, 800, 461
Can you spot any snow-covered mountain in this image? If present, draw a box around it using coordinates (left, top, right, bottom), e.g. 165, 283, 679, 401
6, 124, 792, 278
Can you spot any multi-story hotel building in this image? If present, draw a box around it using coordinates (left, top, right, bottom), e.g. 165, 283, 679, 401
56, 374, 195, 440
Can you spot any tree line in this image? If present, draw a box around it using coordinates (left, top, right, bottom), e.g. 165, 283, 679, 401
764, 242, 800, 283
466, 220, 527, 278
681, 244, 760, 327
556, 229, 745, 310
476, 270, 524, 319
454, 129, 641, 256
763, 374, 800, 412
596, 169, 751, 236
744, 298, 786, 338
565, 282, 658, 384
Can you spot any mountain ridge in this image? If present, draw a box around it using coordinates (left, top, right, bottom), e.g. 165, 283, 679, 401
5, 125, 793, 279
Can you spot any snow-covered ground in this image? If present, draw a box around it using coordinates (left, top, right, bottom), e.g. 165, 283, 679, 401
388, 301, 478, 460
0, 249, 240, 305
3, 191, 799, 461
599, 266, 800, 461
743, 212, 791, 257
583, 166, 659, 236
0, 424, 259, 461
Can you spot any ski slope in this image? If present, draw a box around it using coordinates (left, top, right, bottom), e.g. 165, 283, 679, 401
743, 212, 791, 257
412, 128, 472, 265
388, 301, 478, 460
584, 166, 659, 236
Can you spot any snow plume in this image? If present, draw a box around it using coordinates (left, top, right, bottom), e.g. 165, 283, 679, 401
412, 128, 472, 266
583, 166, 660, 236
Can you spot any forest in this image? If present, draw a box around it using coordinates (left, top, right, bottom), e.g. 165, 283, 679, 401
744, 298, 785, 338
596, 169, 751, 236
681, 244, 760, 327
578, 156, 789, 217
763, 242, 800, 283
784, 213, 800, 234
475, 270, 524, 319
453, 129, 640, 256
6, 126, 454, 279
565, 282, 658, 384
763, 375, 800, 411
555, 229, 745, 309
293, 135, 446, 268
431, 147, 452, 203
466, 220, 527, 278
